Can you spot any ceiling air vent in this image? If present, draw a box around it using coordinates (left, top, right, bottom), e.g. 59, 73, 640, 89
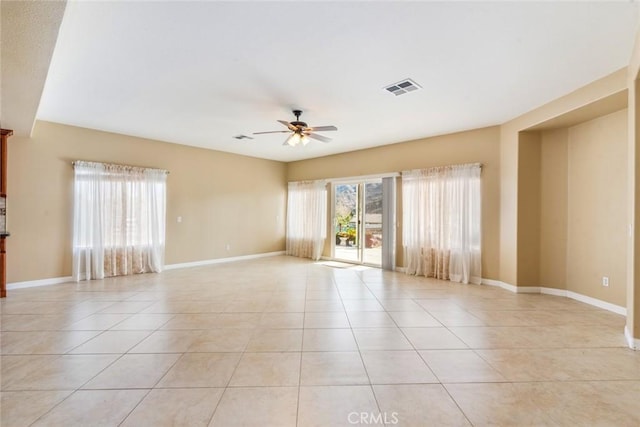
233, 135, 254, 140
384, 78, 421, 96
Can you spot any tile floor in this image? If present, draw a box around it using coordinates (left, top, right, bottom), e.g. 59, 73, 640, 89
1, 255, 639, 426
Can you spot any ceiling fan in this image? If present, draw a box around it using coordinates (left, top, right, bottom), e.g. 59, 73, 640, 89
253, 110, 337, 146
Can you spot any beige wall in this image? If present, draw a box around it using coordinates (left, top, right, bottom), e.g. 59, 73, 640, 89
627, 10, 640, 343
536, 110, 628, 307
539, 128, 568, 289
7, 121, 287, 283
517, 132, 541, 286
501, 68, 628, 287
288, 126, 501, 280
566, 109, 628, 306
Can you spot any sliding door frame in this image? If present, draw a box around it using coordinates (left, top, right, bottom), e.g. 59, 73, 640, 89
329, 173, 397, 269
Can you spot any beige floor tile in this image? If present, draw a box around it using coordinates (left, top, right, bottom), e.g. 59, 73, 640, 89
109, 313, 174, 330
304, 299, 345, 312
306, 290, 341, 300
298, 385, 381, 427
210, 386, 298, 427
142, 301, 226, 314
264, 299, 306, 312
446, 326, 547, 349
304, 311, 350, 328
189, 328, 254, 352
388, 311, 442, 327
0, 301, 76, 315
402, 327, 468, 349
347, 311, 397, 328
2, 256, 640, 427
213, 313, 262, 328
259, 312, 304, 328
223, 300, 268, 312
424, 309, 485, 327
554, 323, 629, 348
67, 301, 130, 318
405, 289, 452, 299
352, 328, 413, 350
414, 299, 463, 311
378, 299, 425, 311
160, 314, 221, 330
342, 299, 385, 312
300, 352, 369, 385
83, 353, 181, 389
121, 388, 223, 427
157, 353, 241, 388
1, 314, 73, 331
303, 328, 358, 351
69, 330, 151, 354
64, 313, 132, 330
0, 390, 72, 426
1, 331, 100, 354
245, 329, 302, 352
31, 389, 148, 427
99, 301, 155, 314
339, 289, 377, 300
420, 349, 505, 383
444, 382, 555, 426
1, 354, 118, 390
539, 381, 640, 426
476, 347, 640, 381
471, 309, 550, 326
361, 350, 438, 384
229, 352, 300, 386
128, 330, 204, 353
374, 384, 471, 426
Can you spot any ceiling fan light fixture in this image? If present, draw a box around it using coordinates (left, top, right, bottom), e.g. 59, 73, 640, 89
286, 133, 301, 146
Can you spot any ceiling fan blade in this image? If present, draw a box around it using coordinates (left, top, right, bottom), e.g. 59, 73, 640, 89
278, 120, 298, 132
308, 125, 337, 132
306, 133, 332, 143
253, 130, 292, 135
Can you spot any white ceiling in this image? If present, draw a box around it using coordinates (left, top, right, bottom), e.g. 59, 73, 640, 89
36, 1, 638, 162
0, 0, 66, 136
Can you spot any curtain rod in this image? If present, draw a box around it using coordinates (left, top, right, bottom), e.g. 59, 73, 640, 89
402, 162, 482, 174
72, 160, 169, 174
289, 172, 400, 185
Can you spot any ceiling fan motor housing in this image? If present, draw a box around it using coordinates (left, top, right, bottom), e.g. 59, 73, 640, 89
291, 110, 306, 129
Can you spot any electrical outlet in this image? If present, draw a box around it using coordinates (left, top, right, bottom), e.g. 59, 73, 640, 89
226, 243, 230, 251
602, 276, 609, 287
177, 216, 182, 223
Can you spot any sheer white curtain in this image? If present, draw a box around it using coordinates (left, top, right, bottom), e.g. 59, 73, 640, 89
286, 180, 327, 260
72, 161, 167, 281
402, 163, 481, 284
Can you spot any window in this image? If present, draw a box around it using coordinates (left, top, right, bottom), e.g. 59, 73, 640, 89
72, 161, 167, 281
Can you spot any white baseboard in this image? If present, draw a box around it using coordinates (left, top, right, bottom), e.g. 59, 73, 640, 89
480, 278, 627, 316
538, 287, 567, 297
6, 251, 285, 290
7, 276, 73, 290
394, 266, 406, 273
564, 290, 626, 316
164, 251, 285, 270
481, 278, 518, 293
624, 325, 640, 350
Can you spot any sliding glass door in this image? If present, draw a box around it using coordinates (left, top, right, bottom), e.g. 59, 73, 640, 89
333, 179, 384, 266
